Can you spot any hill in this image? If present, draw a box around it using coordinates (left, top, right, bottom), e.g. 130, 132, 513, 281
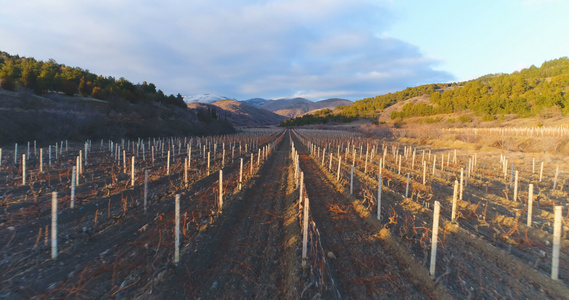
253, 97, 351, 118
187, 100, 286, 127
283, 56, 569, 126
0, 89, 235, 145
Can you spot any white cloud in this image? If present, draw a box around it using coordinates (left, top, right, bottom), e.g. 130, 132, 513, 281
0, 0, 453, 100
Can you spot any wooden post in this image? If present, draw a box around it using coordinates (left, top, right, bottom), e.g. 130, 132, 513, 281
51, 192, 58, 260
527, 184, 533, 227
144, 169, 148, 212
452, 180, 459, 223
71, 166, 76, 209
539, 161, 544, 182
430, 201, 440, 277
219, 170, 223, 213
552, 206, 562, 280
174, 194, 180, 263
377, 172, 382, 220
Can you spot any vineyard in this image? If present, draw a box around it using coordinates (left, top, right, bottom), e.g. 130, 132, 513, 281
0, 128, 568, 299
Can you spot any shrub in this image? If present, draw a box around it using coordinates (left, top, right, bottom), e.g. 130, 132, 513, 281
459, 115, 471, 123
481, 114, 495, 122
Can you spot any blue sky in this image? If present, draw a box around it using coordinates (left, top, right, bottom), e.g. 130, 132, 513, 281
0, 0, 567, 101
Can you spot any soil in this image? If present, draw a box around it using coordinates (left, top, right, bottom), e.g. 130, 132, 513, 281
1, 128, 568, 299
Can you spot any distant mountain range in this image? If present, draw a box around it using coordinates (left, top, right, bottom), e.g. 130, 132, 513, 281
184, 94, 352, 121
187, 100, 286, 127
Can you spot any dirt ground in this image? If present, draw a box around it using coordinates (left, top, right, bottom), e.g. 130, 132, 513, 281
2, 129, 568, 299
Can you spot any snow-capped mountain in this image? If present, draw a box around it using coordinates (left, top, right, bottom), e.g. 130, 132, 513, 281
183, 94, 235, 104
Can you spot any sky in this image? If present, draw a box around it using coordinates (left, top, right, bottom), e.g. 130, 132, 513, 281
0, 0, 567, 101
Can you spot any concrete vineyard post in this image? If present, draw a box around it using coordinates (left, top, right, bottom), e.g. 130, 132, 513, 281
329, 153, 332, 171
422, 161, 426, 185
51, 192, 58, 260
76, 156, 80, 185
131, 156, 135, 187
337, 156, 342, 182
398, 154, 402, 175
219, 170, 223, 213
432, 156, 436, 177
451, 180, 458, 223
299, 171, 304, 204
144, 170, 149, 212
377, 172, 382, 220
174, 194, 180, 264
302, 196, 309, 267
250, 153, 253, 175
513, 170, 519, 201
527, 184, 533, 227
459, 168, 464, 201
14, 143, 17, 164
552, 206, 562, 280
350, 163, 354, 195
167, 150, 171, 175
71, 166, 76, 209
540, 161, 544, 182
184, 158, 188, 185
430, 201, 440, 277
22, 154, 26, 186
207, 152, 211, 176
39, 148, 43, 173
532, 157, 535, 174
239, 158, 243, 190
405, 172, 410, 198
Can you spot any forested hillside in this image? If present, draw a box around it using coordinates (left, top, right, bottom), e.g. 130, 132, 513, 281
390, 57, 569, 120
282, 57, 569, 126
0, 51, 186, 107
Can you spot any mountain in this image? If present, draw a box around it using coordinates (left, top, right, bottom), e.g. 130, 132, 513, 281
266, 98, 352, 118
258, 97, 313, 112
187, 99, 286, 127
240, 98, 270, 108
184, 94, 235, 104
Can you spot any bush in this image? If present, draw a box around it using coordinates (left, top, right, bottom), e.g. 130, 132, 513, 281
447, 118, 456, 123
481, 114, 495, 122
459, 115, 471, 123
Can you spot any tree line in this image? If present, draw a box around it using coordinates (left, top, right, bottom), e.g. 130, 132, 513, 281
0, 51, 186, 108
390, 57, 569, 120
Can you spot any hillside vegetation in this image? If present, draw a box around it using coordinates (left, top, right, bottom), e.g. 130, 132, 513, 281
282, 57, 569, 126
0, 51, 235, 145
0, 50, 186, 107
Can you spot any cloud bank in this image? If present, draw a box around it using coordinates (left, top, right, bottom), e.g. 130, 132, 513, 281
0, 0, 453, 100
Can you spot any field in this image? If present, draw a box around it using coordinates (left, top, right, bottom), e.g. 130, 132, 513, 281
1, 127, 568, 299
